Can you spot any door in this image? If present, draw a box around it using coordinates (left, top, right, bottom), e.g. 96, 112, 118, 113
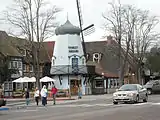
70, 79, 81, 95
137, 85, 145, 99
152, 80, 160, 93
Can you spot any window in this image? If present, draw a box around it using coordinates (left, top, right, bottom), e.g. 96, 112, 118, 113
29, 65, 33, 72
16, 83, 22, 89
10, 61, 18, 69
18, 61, 22, 69
23, 64, 26, 72
93, 53, 102, 63
72, 58, 78, 73
21, 49, 26, 56
95, 80, 104, 88
108, 79, 119, 88
9, 61, 22, 69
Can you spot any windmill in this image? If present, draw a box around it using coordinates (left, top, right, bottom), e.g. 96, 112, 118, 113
76, 0, 95, 59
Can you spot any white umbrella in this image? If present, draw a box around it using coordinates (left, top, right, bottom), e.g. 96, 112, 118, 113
12, 77, 24, 83
22, 77, 31, 82
40, 76, 56, 82
29, 77, 36, 82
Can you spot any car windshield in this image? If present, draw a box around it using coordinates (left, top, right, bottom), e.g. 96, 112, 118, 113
146, 80, 158, 85
119, 84, 137, 91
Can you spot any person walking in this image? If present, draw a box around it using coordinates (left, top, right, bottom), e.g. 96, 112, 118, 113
41, 85, 48, 106
34, 87, 40, 106
0, 85, 3, 98
51, 85, 58, 105
78, 85, 82, 99
24, 88, 30, 106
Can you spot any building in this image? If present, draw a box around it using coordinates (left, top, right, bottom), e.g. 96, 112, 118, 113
0, 29, 140, 96
0, 31, 54, 97
50, 20, 87, 95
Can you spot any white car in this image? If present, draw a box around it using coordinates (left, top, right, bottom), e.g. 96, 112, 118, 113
113, 84, 148, 104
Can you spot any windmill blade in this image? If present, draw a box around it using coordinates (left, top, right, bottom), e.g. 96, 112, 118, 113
83, 26, 95, 36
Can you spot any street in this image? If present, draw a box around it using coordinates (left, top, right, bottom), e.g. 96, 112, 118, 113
1, 95, 160, 120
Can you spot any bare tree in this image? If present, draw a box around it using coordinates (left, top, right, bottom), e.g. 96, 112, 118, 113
102, 0, 125, 86
4, 0, 61, 88
103, 0, 159, 85
130, 10, 159, 84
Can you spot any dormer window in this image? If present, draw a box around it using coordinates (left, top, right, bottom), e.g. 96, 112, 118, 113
21, 49, 26, 56
93, 53, 102, 63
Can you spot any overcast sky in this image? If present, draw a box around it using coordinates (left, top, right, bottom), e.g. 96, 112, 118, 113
0, 0, 160, 41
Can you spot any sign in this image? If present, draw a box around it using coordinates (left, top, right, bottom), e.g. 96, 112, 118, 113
68, 46, 79, 53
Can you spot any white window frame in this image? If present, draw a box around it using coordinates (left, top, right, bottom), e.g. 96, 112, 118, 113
93, 53, 102, 63
18, 61, 22, 69
23, 64, 26, 72
22, 49, 26, 56
29, 65, 33, 72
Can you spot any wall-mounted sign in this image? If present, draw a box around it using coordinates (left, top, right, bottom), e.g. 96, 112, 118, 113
68, 46, 79, 53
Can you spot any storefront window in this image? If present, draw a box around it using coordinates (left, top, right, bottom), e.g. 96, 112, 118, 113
95, 80, 104, 88
108, 79, 119, 88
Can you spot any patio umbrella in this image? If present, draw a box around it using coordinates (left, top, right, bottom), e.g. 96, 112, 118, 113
40, 76, 56, 82
22, 77, 31, 82
28, 77, 36, 82
12, 77, 24, 83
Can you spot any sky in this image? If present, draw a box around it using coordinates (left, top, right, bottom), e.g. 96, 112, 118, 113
0, 0, 160, 42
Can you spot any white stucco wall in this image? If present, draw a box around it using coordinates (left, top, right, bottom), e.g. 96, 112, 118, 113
52, 34, 85, 66
50, 32, 87, 95
53, 76, 69, 89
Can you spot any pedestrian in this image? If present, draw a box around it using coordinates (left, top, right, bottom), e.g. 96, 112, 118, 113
24, 87, 30, 106
40, 85, 48, 106
0, 85, 3, 98
51, 85, 58, 105
78, 85, 82, 99
34, 87, 40, 106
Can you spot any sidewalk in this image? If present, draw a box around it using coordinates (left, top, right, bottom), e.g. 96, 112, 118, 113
6, 94, 113, 106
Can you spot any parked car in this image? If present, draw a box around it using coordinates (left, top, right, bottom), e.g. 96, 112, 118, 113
0, 98, 6, 107
144, 80, 160, 95
113, 84, 148, 104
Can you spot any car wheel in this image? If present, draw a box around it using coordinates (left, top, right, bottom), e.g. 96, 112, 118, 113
113, 101, 118, 105
147, 89, 152, 95
143, 94, 148, 102
135, 95, 139, 103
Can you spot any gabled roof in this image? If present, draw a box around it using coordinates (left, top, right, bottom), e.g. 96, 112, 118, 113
0, 31, 54, 63
85, 40, 119, 76
0, 31, 22, 57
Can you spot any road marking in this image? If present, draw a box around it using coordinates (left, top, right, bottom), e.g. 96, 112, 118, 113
9, 109, 38, 113
133, 103, 148, 106
150, 102, 160, 105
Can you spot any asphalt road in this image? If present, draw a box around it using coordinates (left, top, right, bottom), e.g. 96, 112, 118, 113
1, 95, 160, 120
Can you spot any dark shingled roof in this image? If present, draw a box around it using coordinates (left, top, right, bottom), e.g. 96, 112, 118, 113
55, 20, 81, 35
0, 31, 54, 63
85, 40, 119, 76
0, 31, 22, 57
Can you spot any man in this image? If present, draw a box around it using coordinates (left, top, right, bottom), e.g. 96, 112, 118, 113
41, 85, 48, 106
51, 86, 58, 105
24, 88, 30, 106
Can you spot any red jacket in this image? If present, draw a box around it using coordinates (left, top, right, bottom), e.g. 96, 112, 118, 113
51, 87, 58, 94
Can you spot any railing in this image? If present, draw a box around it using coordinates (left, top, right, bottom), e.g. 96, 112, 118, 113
50, 65, 95, 75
